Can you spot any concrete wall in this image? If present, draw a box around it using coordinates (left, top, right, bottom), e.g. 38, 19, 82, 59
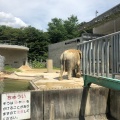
0, 45, 29, 68
0, 55, 5, 71
2, 87, 120, 120
30, 87, 110, 120
48, 37, 81, 68
93, 17, 120, 34
31, 90, 43, 120
110, 90, 120, 120
43, 87, 109, 120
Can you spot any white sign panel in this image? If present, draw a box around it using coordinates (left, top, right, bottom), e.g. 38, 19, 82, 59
1, 92, 31, 120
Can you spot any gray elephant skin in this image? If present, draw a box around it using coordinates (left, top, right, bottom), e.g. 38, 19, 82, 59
59, 49, 82, 80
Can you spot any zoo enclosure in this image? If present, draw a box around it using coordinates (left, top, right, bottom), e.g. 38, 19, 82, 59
77, 31, 120, 90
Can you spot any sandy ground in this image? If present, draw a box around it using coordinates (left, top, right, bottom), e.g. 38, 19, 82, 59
3, 68, 84, 89
1, 65, 100, 90
3, 68, 60, 80
1, 65, 119, 90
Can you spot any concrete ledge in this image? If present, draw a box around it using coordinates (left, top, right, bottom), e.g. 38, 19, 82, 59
0, 44, 29, 51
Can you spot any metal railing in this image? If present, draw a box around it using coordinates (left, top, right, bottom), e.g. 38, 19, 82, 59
77, 31, 120, 78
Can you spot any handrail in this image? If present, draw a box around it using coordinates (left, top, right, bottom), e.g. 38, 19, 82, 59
83, 74, 120, 90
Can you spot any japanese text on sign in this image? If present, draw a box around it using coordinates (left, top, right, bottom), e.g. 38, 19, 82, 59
1, 92, 31, 120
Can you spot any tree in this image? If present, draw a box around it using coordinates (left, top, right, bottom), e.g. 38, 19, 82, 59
0, 25, 49, 62
47, 18, 67, 43
23, 26, 49, 61
47, 15, 81, 43
64, 15, 80, 39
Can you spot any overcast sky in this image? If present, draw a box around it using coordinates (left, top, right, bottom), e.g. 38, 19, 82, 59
0, 0, 119, 31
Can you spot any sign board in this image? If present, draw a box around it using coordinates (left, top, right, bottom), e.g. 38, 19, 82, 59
1, 92, 31, 120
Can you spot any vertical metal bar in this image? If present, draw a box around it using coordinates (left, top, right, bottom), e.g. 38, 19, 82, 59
111, 35, 115, 78
113, 35, 117, 74
118, 34, 120, 64
77, 44, 82, 73
104, 38, 107, 77
112, 35, 116, 77
89, 42, 92, 75
83, 44, 86, 74
116, 34, 119, 73
118, 34, 120, 73
96, 40, 100, 76
101, 39, 104, 76
86, 43, 89, 74
92, 41, 96, 76
80, 45, 83, 73
106, 38, 109, 77
99, 40, 102, 75
85, 43, 87, 74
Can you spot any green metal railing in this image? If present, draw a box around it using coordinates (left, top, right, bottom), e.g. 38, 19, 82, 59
77, 31, 120, 90
83, 74, 120, 90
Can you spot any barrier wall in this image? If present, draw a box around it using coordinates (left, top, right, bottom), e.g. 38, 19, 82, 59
1, 87, 120, 120
43, 87, 109, 120
0, 55, 5, 71
31, 90, 43, 120
30, 87, 109, 120
110, 90, 120, 120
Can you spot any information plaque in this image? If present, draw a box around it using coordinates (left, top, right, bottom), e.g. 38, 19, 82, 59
1, 92, 31, 120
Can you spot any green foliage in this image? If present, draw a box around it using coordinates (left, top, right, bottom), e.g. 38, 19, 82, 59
23, 26, 49, 61
47, 18, 67, 43
31, 60, 46, 68
47, 15, 81, 43
4, 65, 21, 73
64, 15, 80, 38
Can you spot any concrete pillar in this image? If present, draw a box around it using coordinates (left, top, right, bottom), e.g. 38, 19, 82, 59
47, 59, 53, 73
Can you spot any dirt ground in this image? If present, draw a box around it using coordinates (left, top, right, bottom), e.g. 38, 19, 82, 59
1, 65, 99, 90
3, 68, 59, 80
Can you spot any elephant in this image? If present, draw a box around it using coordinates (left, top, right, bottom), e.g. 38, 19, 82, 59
59, 49, 82, 80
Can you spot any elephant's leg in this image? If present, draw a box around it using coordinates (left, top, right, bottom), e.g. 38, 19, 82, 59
76, 63, 81, 78
72, 69, 76, 77
68, 69, 72, 80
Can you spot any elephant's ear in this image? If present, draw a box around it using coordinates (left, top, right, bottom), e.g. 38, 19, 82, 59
78, 50, 82, 59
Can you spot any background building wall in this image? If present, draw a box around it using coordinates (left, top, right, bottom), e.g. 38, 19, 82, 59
93, 17, 120, 34
48, 37, 81, 68
0, 45, 29, 68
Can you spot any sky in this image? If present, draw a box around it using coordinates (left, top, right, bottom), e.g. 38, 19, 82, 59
0, 0, 120, 31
